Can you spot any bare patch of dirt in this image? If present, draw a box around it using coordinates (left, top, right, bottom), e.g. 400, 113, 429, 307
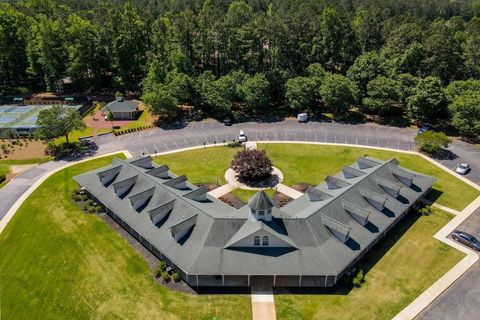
272, 191, 294, 208
0, 138, 47, 160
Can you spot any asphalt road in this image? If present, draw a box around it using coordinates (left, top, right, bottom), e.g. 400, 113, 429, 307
1, 118, 480, 319
96, 119, 480, 185
416, 208, 480, 320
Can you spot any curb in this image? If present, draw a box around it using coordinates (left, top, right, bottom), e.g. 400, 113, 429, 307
0, 150, 132, 234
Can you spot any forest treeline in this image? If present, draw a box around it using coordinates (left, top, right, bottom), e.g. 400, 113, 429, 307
1, 0, 480, 139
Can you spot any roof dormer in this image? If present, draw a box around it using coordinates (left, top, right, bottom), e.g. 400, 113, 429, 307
248, 191, 274, 222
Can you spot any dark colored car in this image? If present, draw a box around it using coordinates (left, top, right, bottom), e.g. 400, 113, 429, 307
451, 230, 480, 250
417, 124, 433, 134
223, 117, 232, 126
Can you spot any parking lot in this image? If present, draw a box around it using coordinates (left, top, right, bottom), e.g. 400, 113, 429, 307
416, 208, 480, 320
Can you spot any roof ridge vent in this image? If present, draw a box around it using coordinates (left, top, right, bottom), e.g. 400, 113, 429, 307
170, 214, 198, 242
342, 200, 370, 225
359, 187, 387, 211
389, 165, 415, 186
112, 175, 138, 197
129, 156, 153, 169
357, 157, 381, 169
342, 166, 366, 179
375, 176, 401, 198
325, 176, 350, 189
164, 175, 188, 189
148, 199, 175, 225
321, 214, 351, 243
307, 188, 333, 201
128, 187, 155, 211
184, 185, 209, 202
146, 165, 169, 179
97, 165, 122, 186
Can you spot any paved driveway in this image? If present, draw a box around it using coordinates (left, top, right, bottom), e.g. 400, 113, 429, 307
416, 208, 480, 320
96, 119, 480, 185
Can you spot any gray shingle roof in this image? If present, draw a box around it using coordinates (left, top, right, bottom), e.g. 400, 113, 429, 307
248, 190, 274, 211
74, 156, 435, 277
103, 99, 139, 113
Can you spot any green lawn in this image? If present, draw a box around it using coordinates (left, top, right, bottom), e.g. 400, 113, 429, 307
275, 208, 463, 320
154, 143, 479, 211
231, 188, 276, 203
55, 127, 111, 144
0, 164, 10, 188
119, 107, 154, 131
0, 154, 251, 320
261, 143, 479, 211
0, 157, 53, 165
154, 146, 242, 185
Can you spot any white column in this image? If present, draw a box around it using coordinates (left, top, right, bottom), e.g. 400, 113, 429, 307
298, 275, 302, 286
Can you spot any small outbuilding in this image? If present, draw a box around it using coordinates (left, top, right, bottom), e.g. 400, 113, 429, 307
103, 96, 140, 120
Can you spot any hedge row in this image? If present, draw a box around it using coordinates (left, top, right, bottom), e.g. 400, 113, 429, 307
113, 125, 156, 136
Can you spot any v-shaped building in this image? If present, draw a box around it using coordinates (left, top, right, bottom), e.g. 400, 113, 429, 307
74, 154, 435, 287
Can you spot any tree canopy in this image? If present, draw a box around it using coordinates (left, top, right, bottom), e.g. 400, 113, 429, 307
36, 106, 86, 144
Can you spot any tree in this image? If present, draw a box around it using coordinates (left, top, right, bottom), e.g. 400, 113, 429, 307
240, 74, 270, 111
406, 76, 446, 123
448, 91, 480, 140
347, 52, 387, 97
230, 149, 273, 182
415, 131, 451, 154
36, 106, 85, 144
362, 76, 401, 118
465, 17, 480, 78
444, 79, 480, 102
306, 63, 327, 86
320, 74, 358, 115
396, 73, 420, 102
285, 77, 317, 110
424, 18, 465, 83
142, 84, 178, 118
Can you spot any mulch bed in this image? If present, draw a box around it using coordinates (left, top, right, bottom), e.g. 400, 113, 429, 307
290, 183, 315, 192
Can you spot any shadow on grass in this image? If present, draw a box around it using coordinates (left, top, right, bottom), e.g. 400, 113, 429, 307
424, 188, 443, 203
272, 211, 421, 296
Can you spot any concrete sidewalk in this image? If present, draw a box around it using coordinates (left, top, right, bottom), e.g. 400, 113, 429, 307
393, 196, 480, 320
207, 184, 236, 198
251, 287, 276, 320
276, 184, 303, 199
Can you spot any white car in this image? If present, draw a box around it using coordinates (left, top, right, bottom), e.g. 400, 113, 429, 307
455, 163, 471, 175
238, 130, 247, 142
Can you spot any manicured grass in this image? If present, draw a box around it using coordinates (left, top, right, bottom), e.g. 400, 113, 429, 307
154, 143, 479, 211
0, 157, 53, 165
55, 127, 111, 144
0, 164, 10, 188
119, 107, 154, 130
231, 188, 276, 203
274, 208, 464, 320
0, 154, 251, 320
154, 146, 243, 185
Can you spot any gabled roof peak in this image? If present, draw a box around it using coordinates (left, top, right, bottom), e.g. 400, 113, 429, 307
248, 190, 274, 211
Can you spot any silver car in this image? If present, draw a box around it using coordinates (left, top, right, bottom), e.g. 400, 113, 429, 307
238, 130, 247, 142
455, 163, 470, 175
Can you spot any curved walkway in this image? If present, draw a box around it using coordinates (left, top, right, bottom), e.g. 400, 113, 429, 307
2, 119, 480, 319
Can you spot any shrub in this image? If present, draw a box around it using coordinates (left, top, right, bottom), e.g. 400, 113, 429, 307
172, 272, 181, 282
158, 261, 167, 271
0, 173, 5, 184
72, 194, 82, 202
415, 131, 451, 154
230, 149, 273, 182
227, 141, 241, 148
352, 269, 365, 288
81, 194, 89, 201
87, 199, 94, 206
95, 205, 102, 213
160, 271, 171, 282
88, 206, 96, 213
419, 205, 432, 216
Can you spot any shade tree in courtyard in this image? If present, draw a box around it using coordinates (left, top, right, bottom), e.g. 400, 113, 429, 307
230, 149, 273, 182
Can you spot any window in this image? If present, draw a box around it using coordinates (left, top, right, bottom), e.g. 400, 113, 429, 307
262, 236, 269, 246
254, 236, 260, 246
